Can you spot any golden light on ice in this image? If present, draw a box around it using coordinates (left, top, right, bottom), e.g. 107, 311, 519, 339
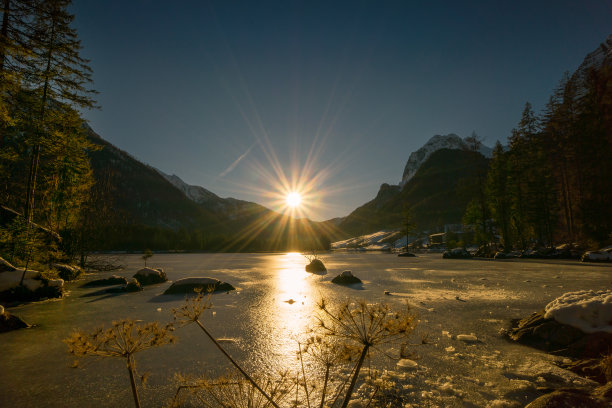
286, 192, 302, 208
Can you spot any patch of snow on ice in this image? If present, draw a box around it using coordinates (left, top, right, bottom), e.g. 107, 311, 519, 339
396, 359, 418, 370
457, 334, 478, 342
488, 400, 517, 408
544, 290, 612, 333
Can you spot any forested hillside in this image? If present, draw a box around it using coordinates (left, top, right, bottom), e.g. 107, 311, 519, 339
338, 148, 489, 237
474, 36, 612, 248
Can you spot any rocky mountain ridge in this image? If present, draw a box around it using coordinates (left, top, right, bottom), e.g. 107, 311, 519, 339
400, 133, 492, 187
573, 34, 612, 83
84, 129, 337, 250
157, 171, 221, 205
337, 148, 489, 237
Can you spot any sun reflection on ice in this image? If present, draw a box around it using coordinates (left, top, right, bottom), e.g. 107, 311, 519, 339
250, 252, 320, 373
276, 252, 311, 304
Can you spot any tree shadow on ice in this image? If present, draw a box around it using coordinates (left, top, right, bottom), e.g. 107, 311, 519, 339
80, 279, 147, 303
81, 289, 135, 303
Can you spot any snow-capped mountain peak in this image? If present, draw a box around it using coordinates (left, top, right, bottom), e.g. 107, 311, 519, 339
399, 133, 492, 187
156, 170, 221, 205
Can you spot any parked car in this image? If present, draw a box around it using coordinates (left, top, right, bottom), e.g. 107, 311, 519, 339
443, 247, 472, 259
494, 251, 522, 259
581, 246, 612, 262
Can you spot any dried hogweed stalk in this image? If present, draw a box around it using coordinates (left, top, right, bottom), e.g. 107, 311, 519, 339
171, 289, 281, 408
301, 335, 358, 408
170, 371, 293, 408
315, 299, 416, 408
65, 319, 176, 408
172, 289, 214, 327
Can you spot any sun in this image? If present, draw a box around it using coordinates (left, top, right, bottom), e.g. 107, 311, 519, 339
286, 192, 302, 208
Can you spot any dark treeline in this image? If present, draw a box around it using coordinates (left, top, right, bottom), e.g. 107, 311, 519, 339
64, 224, 332, 253
468, 64, 612, 250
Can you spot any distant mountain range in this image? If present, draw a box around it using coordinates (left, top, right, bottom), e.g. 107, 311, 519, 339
85, 128, 490, 248
85, 130, 337, 251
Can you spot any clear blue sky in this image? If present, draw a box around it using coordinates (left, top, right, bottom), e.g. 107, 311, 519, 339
71, 0, 611, 221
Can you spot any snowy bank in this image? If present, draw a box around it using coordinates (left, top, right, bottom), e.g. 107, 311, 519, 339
331, 230, 402, 250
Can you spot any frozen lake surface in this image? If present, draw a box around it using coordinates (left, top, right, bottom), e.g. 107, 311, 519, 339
1, 252, 611, 407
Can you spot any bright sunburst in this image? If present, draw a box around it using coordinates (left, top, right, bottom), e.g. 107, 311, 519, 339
286, 192, 302, 208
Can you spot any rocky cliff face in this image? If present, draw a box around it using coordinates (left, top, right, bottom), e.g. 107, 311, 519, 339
400, 134, 492, 187
570, 34, 612, 100
573, 35, 612, 82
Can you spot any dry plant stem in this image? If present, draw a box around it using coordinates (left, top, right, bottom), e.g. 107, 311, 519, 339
340, 344, 369, 408
127, 355, 141, 408
65, 320, 174, 408
364, 385, 379, 408
295, 372, 300, 406
194, 319, 281, 408
298, 342, 312, 408
329, 359, 357, 407
171, 385, 199, 407
319, 366, 330, 408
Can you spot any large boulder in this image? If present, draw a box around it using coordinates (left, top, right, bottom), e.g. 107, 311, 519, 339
559, 358, 607, 384
0, 269, 43, 292
0, 269, 63, 302
106, 278, 142, 293
507, 310, 612, 359
525, 389, 605, 408
83, 275, 128, 287
305, 259, 326, 273
592, 383, 612, 401
52, 263, 83, 281
0, 310, 30, 333
163, 277, 235, 294
125, 278, 142, 292
397, 252, 416, 257
331, 270, 362, 285
133, 267, 167, 285
0, 257, 17, 272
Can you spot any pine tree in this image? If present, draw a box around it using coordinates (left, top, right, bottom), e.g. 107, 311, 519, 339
0, 0, 36, 143
507, 102, 538, 248
573, 66, 612, 243
486, 142, 512, 249
19, 0, 96, 224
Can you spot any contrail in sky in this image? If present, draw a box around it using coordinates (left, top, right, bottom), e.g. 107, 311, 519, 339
220, 143, 256, 177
